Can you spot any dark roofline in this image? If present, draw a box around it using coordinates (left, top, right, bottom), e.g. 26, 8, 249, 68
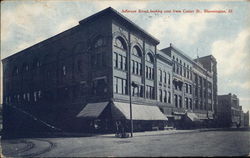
80, 7, 160, 45
161, 44, 194, 64
195, 54, 217, 62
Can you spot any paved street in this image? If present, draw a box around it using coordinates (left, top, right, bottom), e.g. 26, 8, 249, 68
1, 129, 250, 157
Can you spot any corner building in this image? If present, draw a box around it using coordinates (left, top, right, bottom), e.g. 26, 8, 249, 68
2, 7, 216, 134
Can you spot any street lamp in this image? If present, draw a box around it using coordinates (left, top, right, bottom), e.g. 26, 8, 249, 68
129, 81, 138, 137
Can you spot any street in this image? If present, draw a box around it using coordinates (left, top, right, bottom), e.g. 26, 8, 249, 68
1, 129, 250, 157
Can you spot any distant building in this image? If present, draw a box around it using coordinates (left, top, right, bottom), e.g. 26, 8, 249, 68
217, 93, 243, 127
244, 111, 249, 127
2, 7, 218, 135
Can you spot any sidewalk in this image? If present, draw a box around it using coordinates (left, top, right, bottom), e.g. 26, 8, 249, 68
97, 128, 222, 138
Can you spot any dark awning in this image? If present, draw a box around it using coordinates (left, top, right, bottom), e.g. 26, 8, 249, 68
112, 102, 167, 121
76, 102, 109, 118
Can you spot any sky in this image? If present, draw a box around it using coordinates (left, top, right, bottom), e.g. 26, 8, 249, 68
1, 0, 250, 112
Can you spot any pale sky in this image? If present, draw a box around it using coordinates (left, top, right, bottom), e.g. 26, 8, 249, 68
1, 0, 250, 112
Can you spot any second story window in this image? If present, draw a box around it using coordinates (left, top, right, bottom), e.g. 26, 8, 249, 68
168, 73, 171, 85
62, 65, 67, 76
164, 71, 167, 83
159, 69, 162, 82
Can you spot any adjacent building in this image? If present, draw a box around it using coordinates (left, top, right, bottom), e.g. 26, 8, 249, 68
161, 45, 215, 128
2, 7, 219, 135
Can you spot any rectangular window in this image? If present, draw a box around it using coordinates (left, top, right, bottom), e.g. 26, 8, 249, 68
122, 56, 127, 70
34, 92, 37, 102
189, 85, 192, 94
118, 78, 122, 94
122, 79, 127, 94
159, 89, 162, 102
132, 60, 135, 74
179, 96, 182, 108
146, 86, 149, 98
164, 90, 167, 103
159, 70, 162, 82
168, 73, 171, 85
114, 52, 118, 68
114, 77, 118, 93
185, 97, 188, 109
139, 63, 142, 75
152, 68, 154, 79
174, 94, 178, 107
168, 92, 171, 103
146, 66, 149, 78
164, 71, 167, 83
119, 54, 123, 70
185, 83, 188, 93
136, 62, 139, 74
190, 99, 192, 109
149, 68, 152, 79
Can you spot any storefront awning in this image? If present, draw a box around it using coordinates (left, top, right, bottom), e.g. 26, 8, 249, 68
197, 113, 208, 120
186, 112, 199, 121
173, 111, 186, 115
112, 102, 167, 121
76, 102, 109, 118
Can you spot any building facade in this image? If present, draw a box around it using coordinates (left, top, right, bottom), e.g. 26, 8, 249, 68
2, 7, 218, 135
161, 45, 215, 128
243, 111, 249, 127
217, 93, 244, 127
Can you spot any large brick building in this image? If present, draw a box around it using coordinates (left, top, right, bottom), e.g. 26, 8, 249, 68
2, 7, 217, 135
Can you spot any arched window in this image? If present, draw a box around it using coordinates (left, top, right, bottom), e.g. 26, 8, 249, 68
132, 46, 142, 57
146, 53, 154, 63
113, 36, 127, 71
94, 38, 104, 48
114, 37, 127, 50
